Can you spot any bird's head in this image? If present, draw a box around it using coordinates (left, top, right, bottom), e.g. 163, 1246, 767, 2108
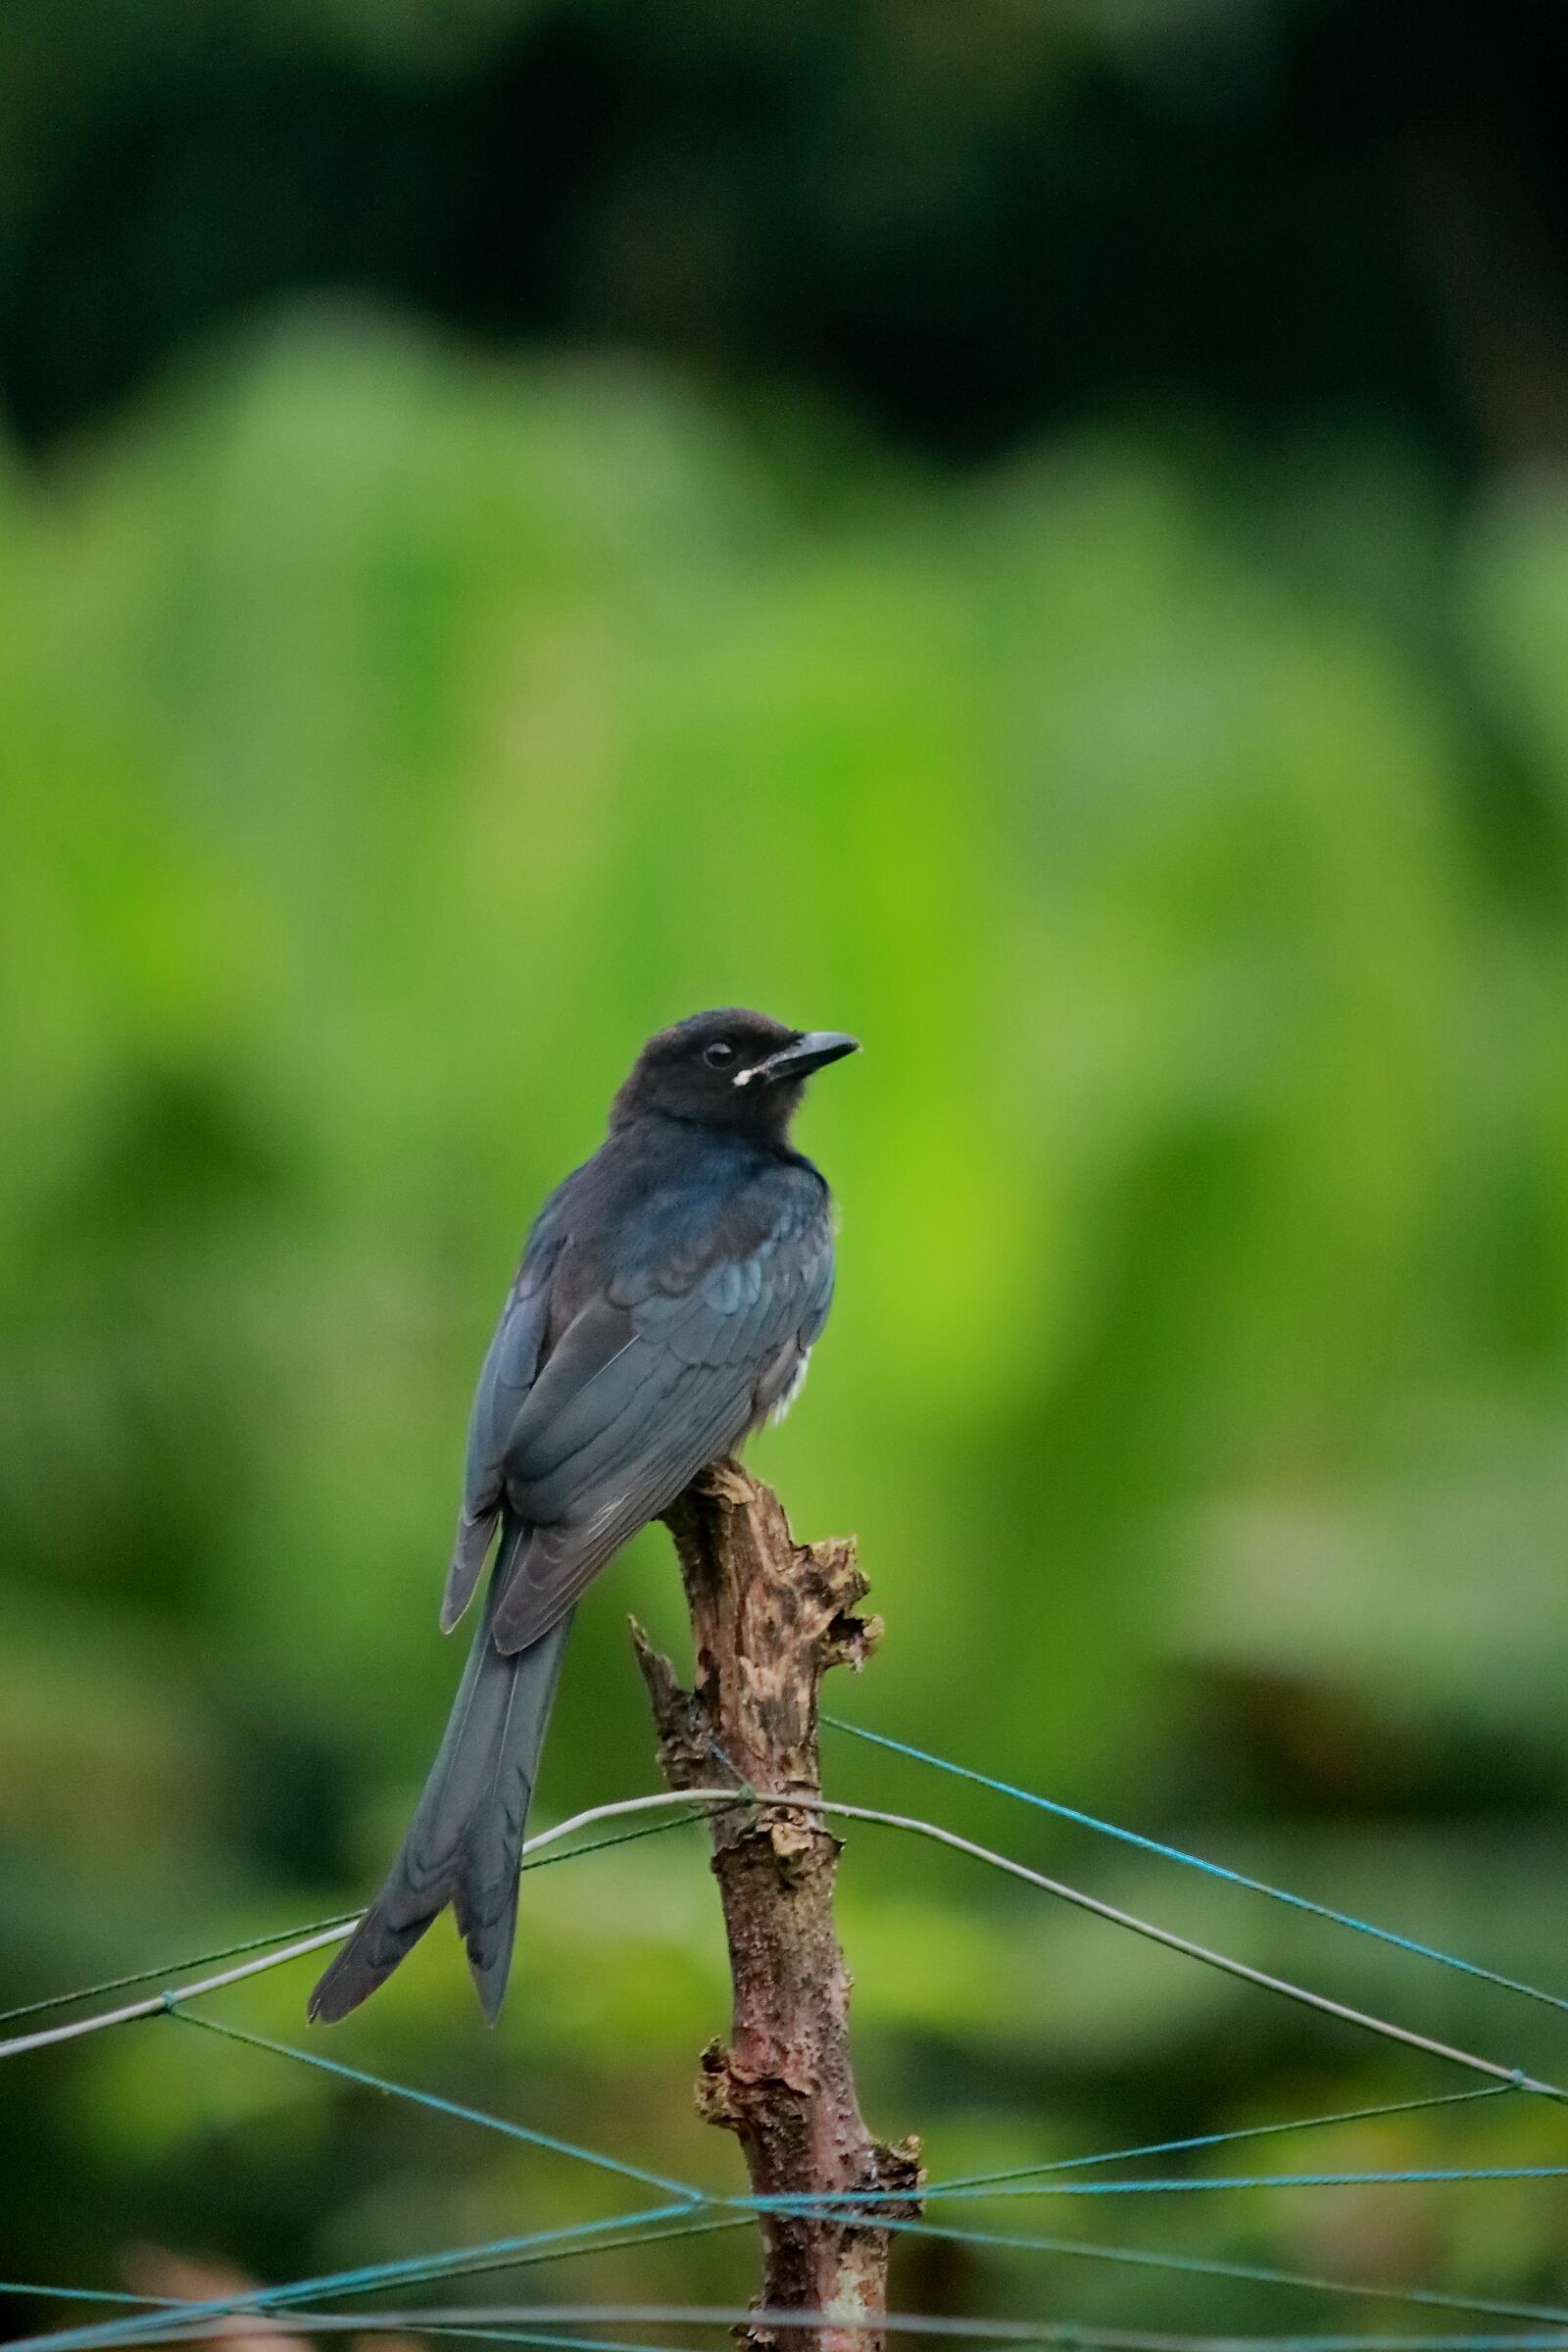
612, 1008, 859, 1141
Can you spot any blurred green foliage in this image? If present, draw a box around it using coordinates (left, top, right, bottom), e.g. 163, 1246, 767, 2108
6, 311, 1568, 2330
4, 0, 1566, 464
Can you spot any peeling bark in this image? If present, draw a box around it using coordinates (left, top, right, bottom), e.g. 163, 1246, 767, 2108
632, 1460, 922, 2352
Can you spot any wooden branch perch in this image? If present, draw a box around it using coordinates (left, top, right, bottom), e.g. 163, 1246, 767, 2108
632, 1460, 923, 2352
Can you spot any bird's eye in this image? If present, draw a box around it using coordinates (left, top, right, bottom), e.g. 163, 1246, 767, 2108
704, 1040, 738, 1069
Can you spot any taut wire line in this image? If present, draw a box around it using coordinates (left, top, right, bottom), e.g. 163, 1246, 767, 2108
4, 1790, 1564, 2105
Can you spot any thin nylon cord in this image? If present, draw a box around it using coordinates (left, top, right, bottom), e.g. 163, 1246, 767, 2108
5, 1789, 1561, 2100
826, 1716, 1568, 2020
942, 2165, 1568, 2198
184, 2029, 1543, 2226
321, 2330, 1568, 2352
330, 2334, 661, 2352
10, 1784, 1568, 2352
20, 2148, 1568, 2352
429, 2201, 1568, 2334
351, 2332, 708, 2352
350, 2328, 1568, 2352
0, 2290, 179, 2310
17, 2203, 1567, 2352
746, 2157, 1568, 2207
733, 2086, 1522, 2211
261, 2322, 1568, 2351
445, 2193, 1568, 2329
170, 2011, 707, 2204
807, 2210, 1568, 2329
366, 2333, 1568, 2352
922, 2083, 1517, 2197
55, 2302, 1568, 2350
0, 2205, 716, 2352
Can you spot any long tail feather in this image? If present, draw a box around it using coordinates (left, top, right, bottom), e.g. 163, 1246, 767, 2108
310, 1536, 571, 2026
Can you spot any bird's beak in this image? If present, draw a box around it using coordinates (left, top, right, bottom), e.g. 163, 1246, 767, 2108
747, 1030, 860, 1084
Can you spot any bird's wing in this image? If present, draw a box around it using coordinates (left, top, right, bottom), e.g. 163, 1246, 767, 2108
439, 1198, 569, 1633
489, 1173, 834, 1654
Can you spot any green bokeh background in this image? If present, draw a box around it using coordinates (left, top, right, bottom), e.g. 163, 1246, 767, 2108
6, 2, 1568, 2336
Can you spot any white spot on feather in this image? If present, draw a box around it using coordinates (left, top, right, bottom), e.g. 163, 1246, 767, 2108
769, 1348, 811, 1425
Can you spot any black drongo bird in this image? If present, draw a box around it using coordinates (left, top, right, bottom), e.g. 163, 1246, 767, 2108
309, 1008, 858, 2026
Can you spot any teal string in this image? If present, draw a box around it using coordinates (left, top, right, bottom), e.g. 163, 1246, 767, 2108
0, 2289, 178, 2308
15, 1731, 1568, 2352
792, 2210, 1568, 2329
134, 2317, 1568, 2352
825, 1716, 1568, 2019
928, 2163, 1568, 2199
681, 2085, 1524, 2215
169, 2011, 707, 2204
384, 2206, 754, 2284
179, 2008, 1562, 2210
354, 2333, 715, 2352
21, 2181, 1568, 2352
376, 2332, 1568, 2352
734, 2084, 1519, 2209
352, 2336, 683, 2352
16, 2004, 1557, 2352
23, 2146, 1568, 2352
0, 2204, 710, 2352
922, 2082, 1518, 2197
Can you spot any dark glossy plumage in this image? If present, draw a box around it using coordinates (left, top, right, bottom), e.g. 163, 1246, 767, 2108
309, 1009, 857, 2027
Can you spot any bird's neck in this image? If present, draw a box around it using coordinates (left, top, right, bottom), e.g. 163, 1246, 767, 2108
610, 1101, 803, 1159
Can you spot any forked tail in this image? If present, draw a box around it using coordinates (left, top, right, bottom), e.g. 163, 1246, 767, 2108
309, 1543, 571, 2026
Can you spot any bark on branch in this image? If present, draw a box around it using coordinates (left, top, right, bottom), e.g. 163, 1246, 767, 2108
632, 1460, 922, 2352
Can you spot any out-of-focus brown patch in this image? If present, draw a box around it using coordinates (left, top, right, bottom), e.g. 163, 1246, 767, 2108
124, 2250, 422, 2352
